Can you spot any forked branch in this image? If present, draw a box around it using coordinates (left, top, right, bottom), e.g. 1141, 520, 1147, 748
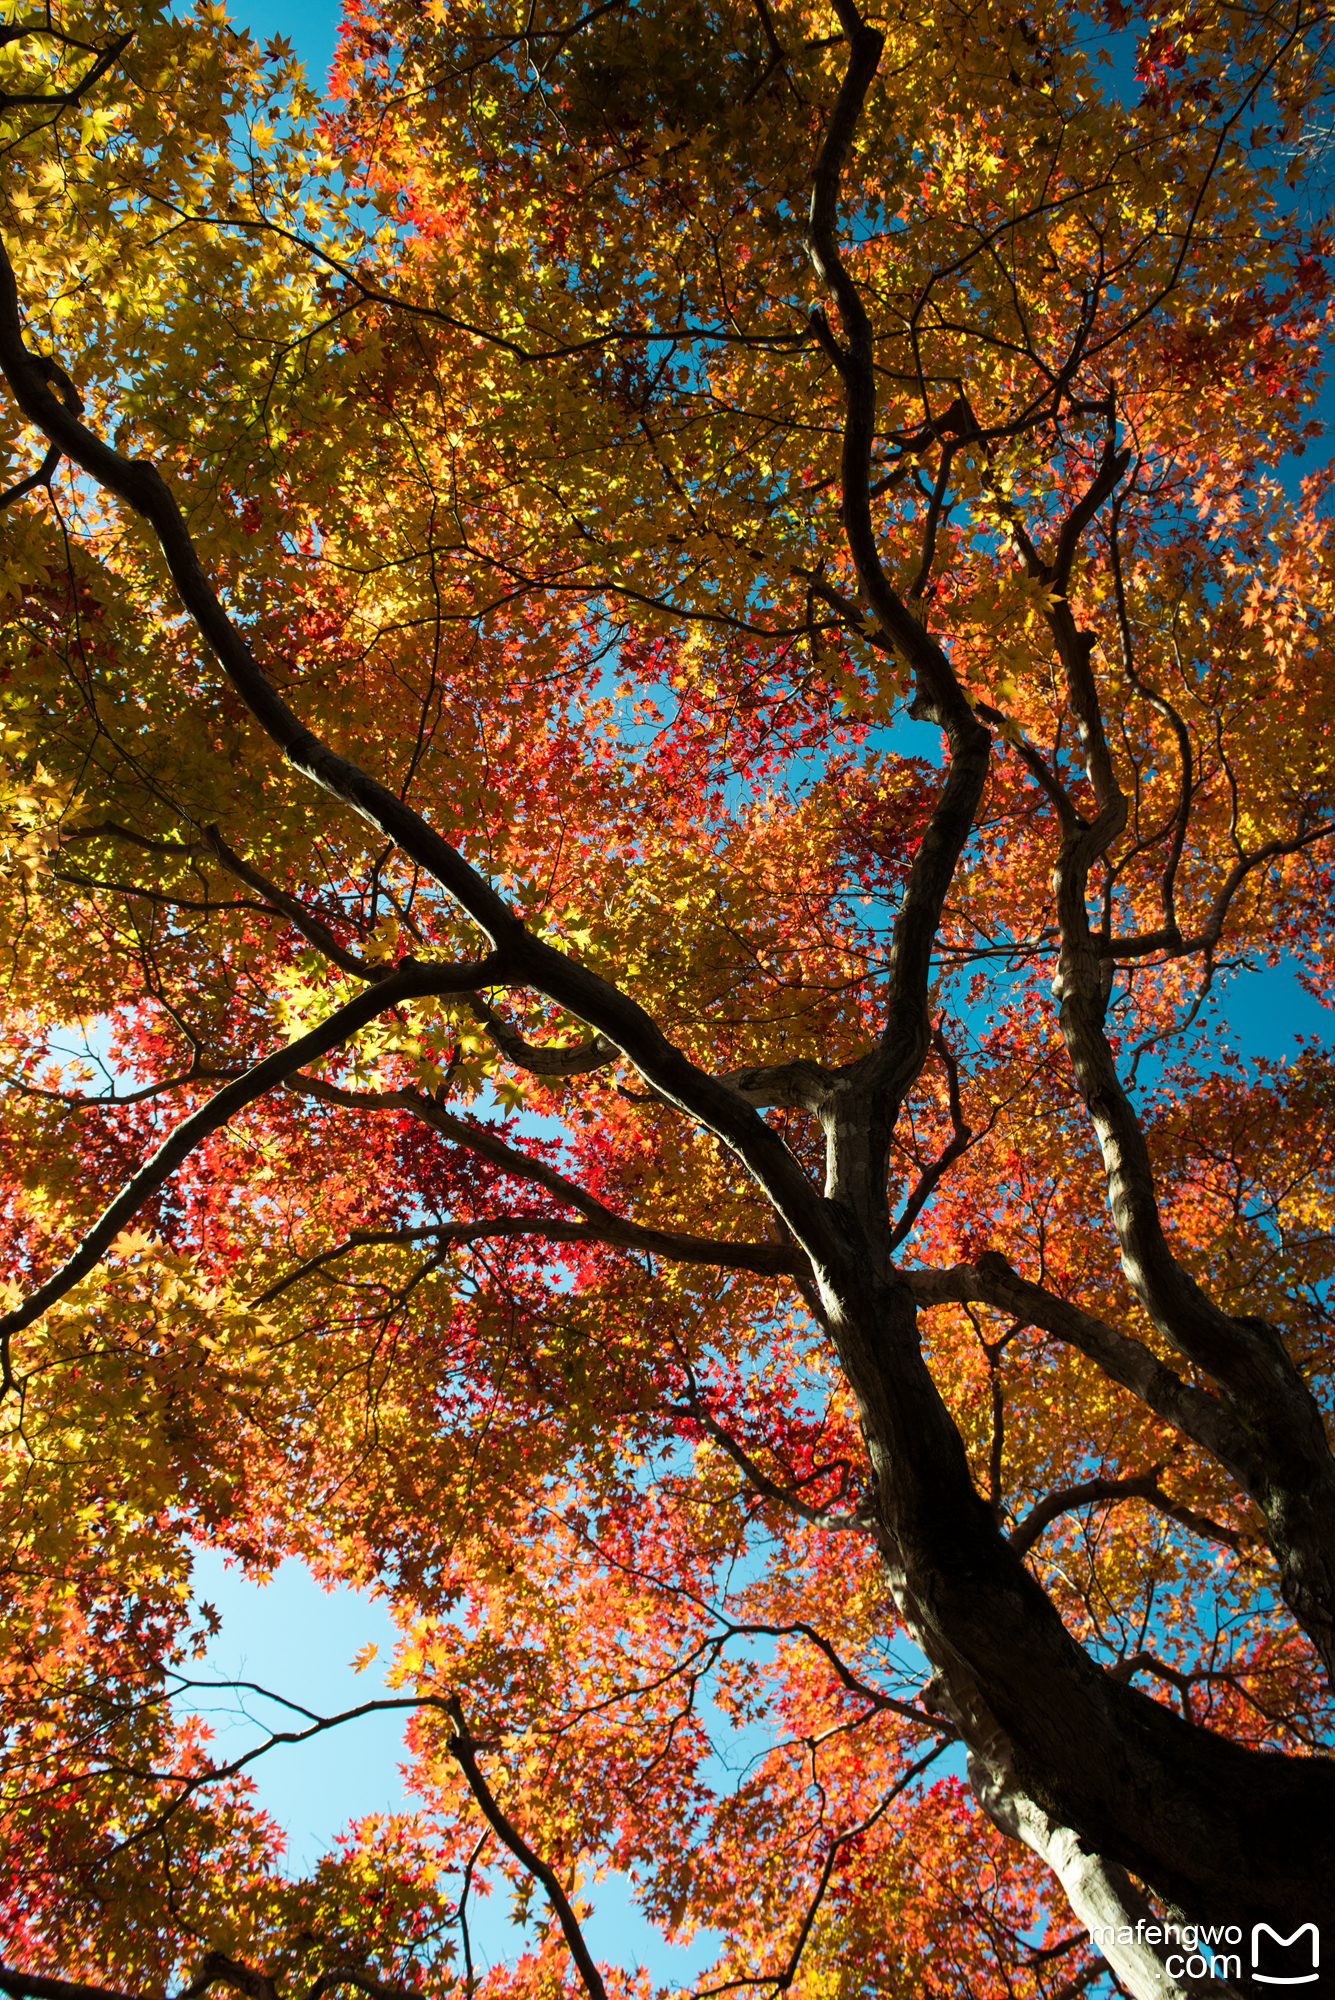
888, 1024, 975, 1249
801, 0, 993, 1207
0, 229, 836, 1272
905, 1254, 1262, 1490
694, 1744, 947, 1997
445, 1696, 609, 2000
466, 991, 620, 1074
286, 1072, 802, 1275
0, 24, 134, 113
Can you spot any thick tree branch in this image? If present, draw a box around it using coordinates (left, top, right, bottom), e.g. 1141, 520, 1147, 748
0, 230, 839, 1276
778, 21, 1335, 1965
1096, 819, 1335, 963
1048, 722, 1335, 1669
968, 1760, 1210, 2000
1011, 1471, 1246, 1561
285, 1074, 802, 1275
0, 1974, 142, 2000
0, 953, 501, 1388
972, 416, 1335, 1671
718, 1056, 837, 1111
1109, 494, 1193, 947
801, 3, 993, 1236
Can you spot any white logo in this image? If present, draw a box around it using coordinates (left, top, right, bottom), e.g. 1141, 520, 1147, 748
1253, 1924, 1320, 1986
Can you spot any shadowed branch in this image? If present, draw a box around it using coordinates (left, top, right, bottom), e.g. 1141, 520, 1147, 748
445, 1695, 609, 2000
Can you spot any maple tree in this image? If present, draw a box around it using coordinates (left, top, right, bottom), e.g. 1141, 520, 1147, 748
3, 0, 1335, 1993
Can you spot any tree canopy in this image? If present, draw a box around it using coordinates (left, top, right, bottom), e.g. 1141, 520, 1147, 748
3, 0, 1335, 1994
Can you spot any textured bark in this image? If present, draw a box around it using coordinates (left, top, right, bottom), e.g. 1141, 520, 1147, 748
815, 1250, 1335, 1961
1054, 901, 1335, 1678
969, 1755, 1242, 2000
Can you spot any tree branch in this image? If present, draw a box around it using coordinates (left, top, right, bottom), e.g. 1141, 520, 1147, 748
0, 229, 837, 1274
445, 1696, 609, 2000
201, 825, 378, 981
887, 1024, 974, 1250
285, 1074, 802, 1276
1010, 1472, 1169, 1561
0, 26, 133, 113
251, 1216, 603, 1302
800, 2, 993, 1233
0, 1961, 423, 2000
660, 1382, 872, 1533
904, 1255, 1264, 1495
0, 436, 59, 508
465, 992, 620, 1075
1045, 608, 1335, 1670
695, 1744, 946, 1996
0, 1972, 143, 2000
0, 953, 501, 1388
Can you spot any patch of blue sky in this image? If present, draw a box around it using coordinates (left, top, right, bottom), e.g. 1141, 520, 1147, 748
177, 1383, 946, 1974
226, 0, 341, 95
179, 1544, 741, 1980
178, 1546, 411, 1871
181, 1549, 726, 1978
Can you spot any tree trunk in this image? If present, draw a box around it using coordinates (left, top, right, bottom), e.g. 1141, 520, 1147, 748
816, 1246, 1335, 1989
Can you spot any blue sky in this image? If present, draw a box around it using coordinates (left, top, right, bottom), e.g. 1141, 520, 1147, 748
186, 1546, 726, 1979
232, 0, 341, 84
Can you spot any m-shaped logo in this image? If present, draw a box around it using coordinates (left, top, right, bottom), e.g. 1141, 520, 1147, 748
1253, 1924, 1320, 1986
